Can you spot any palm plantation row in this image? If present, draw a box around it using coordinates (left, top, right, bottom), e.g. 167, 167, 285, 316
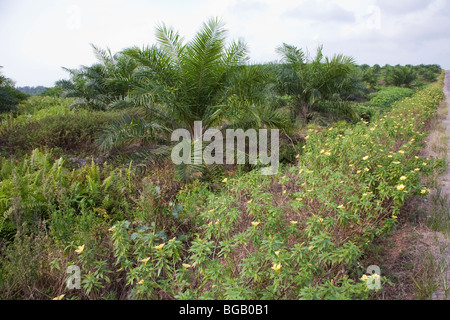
47, 19, 438, 172
41, 21, 376, 156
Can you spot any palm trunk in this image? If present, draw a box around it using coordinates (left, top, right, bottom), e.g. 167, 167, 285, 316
297, 102, 309, 124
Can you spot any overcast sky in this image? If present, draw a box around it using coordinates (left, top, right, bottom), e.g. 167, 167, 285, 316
1, 0, 449, 87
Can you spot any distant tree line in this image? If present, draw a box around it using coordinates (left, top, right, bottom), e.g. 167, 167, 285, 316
16, 86, 48, 96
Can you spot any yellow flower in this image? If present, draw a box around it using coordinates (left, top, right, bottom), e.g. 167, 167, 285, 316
325, 152, 331, 156
271, 263, 282, 271
392, 215, 398, 220
421, 189, 427, 194
251, 221, 260, 227
75, 245, 85, 254
209, 209, 214, 213
137, 279, 144, 285
414, 168, 420, 172
372, 274, 380, 280
275, 251, 280, 257
108, 226, 116, 232
361, 275, 369, 281
397, 184, 406, 191
388, 155, 393, 158
320, 149, 325, 154
139, 257, 150, 263
182, 263, 192, 269
247, 199, 253, 204
318, 218, 324, 223
154, 243, 165, 250
337, 205, 345, 209
357, 170, 361, 174
400, 176, 407, 181
290, 220, 298, 225
422, 162, 427, 166
363, 156, 369, 161
364, 168, 370, 172
398, 150, 405, 154
52, 294, 65, 300
222, 178, 228, 183
393, 161, 401, 165
296, 198, 303, 201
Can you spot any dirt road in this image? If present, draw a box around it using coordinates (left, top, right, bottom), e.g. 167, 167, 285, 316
431, 71, 450, 300
440, 71, 450, 195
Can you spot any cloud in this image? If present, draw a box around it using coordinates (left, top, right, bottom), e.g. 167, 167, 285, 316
376, 0, 435, 15
228, 0, 268, 16
282, 0, 355, 23
378, 0, 450, 43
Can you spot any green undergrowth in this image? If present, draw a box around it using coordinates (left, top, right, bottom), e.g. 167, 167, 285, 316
357, 86, 415, 122
0, 75, 445, 299
0, 96, 129, 157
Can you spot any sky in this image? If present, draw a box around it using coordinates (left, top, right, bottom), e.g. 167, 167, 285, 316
1, 0, 449, 87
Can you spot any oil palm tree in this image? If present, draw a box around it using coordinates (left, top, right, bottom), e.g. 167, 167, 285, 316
99, 18, 289, 152
58, 44, 137, 110
98, 18, 288, 180
384, 65, 417, 88
118, 17, 283, 137
276, 44, 358, 123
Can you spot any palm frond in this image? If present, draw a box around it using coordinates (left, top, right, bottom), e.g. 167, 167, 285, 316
222, 38, 249, 67
90, 43, 115, 67
97, 114, 169, 151
276, 43, 305, 66
155, 23, 186, 69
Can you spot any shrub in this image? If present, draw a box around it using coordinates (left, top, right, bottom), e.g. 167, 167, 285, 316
0, 68, 29, 113
367, 87, 414, 109
0, 98, 125, 157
